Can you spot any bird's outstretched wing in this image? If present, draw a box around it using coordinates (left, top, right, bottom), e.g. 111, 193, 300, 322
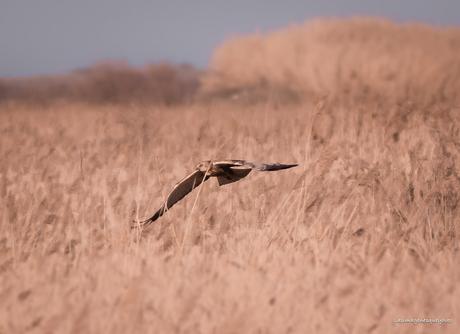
133, 170, 208, 227
217, 166, 252, 186
213, 160, 297, 186
246, 162, 298, 171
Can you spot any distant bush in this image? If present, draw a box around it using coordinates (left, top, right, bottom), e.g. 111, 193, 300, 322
201, 18, 460, 105
0, 62, 200, 105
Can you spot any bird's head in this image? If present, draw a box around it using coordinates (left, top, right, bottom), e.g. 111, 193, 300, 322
196, 160, 213, 172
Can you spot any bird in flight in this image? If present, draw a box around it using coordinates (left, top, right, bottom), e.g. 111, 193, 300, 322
133, 160, 298, 227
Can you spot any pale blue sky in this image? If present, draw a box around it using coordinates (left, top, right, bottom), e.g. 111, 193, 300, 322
1, 0, 459, 77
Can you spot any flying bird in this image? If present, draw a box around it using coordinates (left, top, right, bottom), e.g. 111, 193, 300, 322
133, 160, 298, 227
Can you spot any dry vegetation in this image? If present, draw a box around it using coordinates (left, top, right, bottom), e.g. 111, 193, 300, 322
0, 62, 200, 105
1, 18, 460, 334
202, 18, 460, 106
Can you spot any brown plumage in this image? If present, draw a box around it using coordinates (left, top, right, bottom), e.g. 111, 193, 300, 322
133, 160, 298, 228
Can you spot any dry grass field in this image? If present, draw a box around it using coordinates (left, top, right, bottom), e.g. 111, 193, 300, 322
1, 18, 460, 334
